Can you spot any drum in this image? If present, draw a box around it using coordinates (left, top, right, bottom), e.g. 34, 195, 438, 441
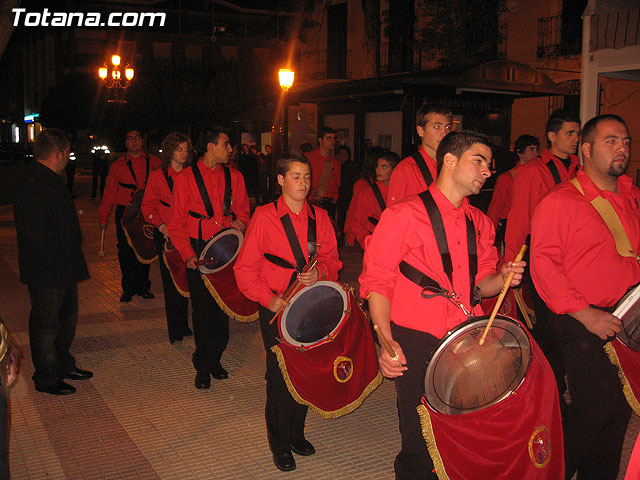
418, 315, 564, 479
424, 314, 531, 415
197, 229, 243, 274
278, 281, 349, 351
198, 229, 258, 322
162, 239, 189, 297
272, 281, 382, 418
121, 189, 157, 264
613, 282, 640, 351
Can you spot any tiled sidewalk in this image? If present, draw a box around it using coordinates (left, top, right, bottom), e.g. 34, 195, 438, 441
0, 172, 637, 479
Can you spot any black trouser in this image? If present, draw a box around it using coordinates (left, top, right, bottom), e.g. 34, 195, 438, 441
258, 305, 308, 455
28, 284, 78, 390
523, 260, 566, 401
153, 231, 189, 342
91, 164, 107, 197
550, 312, 631, 480
115, 205, 151, 297
186, 268, 229, 372
391, 323, 439, 480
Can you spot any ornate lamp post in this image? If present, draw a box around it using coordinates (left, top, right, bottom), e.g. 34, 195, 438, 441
98, 55, 135, 103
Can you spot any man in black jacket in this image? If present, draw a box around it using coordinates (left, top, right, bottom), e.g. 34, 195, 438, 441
13, 128, 93, 395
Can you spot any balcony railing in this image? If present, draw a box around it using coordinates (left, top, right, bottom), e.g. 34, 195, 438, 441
298, 49, 351, 81
537, 15, 581, 58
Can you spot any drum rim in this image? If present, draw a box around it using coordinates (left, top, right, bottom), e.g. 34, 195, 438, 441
280, 280, 349, 349
197, 228, 243, 274
424, 314, 532, 415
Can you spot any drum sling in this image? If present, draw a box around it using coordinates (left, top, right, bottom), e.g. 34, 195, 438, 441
412, 151, 434, 188
570, 177, 640, 414
120, 153, 150, 193
264, 200, 317, 287
367, 180, 386, 227
160, 168, 173, 208
399, 190, 480, 311
160, 170, 189, 296
188, 163, 233, 256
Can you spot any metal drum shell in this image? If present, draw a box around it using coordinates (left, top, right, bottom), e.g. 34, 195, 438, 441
197, 229, 243, 275
424, 314, 532, 415
278, 281, 350, 351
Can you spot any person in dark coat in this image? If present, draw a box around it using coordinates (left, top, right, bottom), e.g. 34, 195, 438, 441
13, 128, 92, 396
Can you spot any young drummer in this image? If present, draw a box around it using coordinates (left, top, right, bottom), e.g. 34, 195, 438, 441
234, 155, 342, 472
141, 132, 193, 343
360, 131, 524, 479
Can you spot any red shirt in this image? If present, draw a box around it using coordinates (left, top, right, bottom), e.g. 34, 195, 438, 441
359, 185, 498, 337
233, 196, 342, 308
167, 160, 250, 262
504, 149, 579, 261
531, 170, 640, 314
388, 146, 437, 206
99, 153, 161, 225
306, 149, 341, 201
344, 180, 388, 248
141, 167, 182, 228
486, 165, 519, 228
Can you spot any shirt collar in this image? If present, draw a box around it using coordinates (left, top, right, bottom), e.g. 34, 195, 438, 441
576, 168, 633, 200
277, 195, 311, 218
428, 184, 471, 218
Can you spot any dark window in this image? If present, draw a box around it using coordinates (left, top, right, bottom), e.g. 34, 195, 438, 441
327, 3, 347, 78
387, 0, 414, 73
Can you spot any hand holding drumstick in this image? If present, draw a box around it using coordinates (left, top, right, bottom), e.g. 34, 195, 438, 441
269, 255, 319, 325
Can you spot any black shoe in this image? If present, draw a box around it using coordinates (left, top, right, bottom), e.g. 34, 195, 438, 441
290, 439, 315, 456
181, 327, 193, 337
120, 293, 133, 303
138, 291, 154, 299
65, 367, 93, 380
169, 336, 183, 344
37, 381, 76, 395
195, 370, 210, 389
211, 365, 228, 380
273, 452, 296, 472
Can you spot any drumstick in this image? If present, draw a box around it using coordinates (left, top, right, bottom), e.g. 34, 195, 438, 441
98, 229, 106, 256
269, 255, 318, 325
478, 244, 527, 346
373, 325, 399, 361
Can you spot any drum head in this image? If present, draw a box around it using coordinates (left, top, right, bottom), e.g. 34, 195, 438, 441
424, 315, 531, 415
198, 229, 243, 274
281, 281, 348, 348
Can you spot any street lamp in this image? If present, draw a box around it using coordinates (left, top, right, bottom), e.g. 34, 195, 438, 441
275, 68, 295, 156
98, 55, 135, 103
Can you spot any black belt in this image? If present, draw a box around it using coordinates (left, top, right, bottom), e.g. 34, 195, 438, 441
160, 200, 170, 208
119, 182, 136, 189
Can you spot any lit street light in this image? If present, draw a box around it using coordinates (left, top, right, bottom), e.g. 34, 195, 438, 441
98, 55, 135, 103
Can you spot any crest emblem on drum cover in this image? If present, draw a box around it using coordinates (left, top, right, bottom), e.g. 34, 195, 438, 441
528, 425, 551, 468
143, 224, 155, 239
333, 356, 353, 383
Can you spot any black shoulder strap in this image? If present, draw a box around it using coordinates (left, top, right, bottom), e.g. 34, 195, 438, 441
546, 159, 562, 185
125, 155, 138, 188
278, 202, 317, 273
411, 151, 434, 187
144, 153, 150, 187
163, 168, 173, 192
222, 165, 233, 218
417, 190, 478, 304
370, 180, 386, 211
191, 163, 214, 218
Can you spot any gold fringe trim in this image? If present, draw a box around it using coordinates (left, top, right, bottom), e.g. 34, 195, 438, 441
201, 274, 258, 323
604, 342, 640, 416
162, 252, 190, 298
122, 226, 158, 265
417, 404, 450, 480
271, 344, 383, 419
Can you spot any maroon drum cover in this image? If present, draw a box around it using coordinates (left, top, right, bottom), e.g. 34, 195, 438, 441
122, 190, 157, 264
163, 239, 189, 298
272, 281, 382, 418
417, 315, 564, 479
198, 229, 258, 322
605, 340, 640, 416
